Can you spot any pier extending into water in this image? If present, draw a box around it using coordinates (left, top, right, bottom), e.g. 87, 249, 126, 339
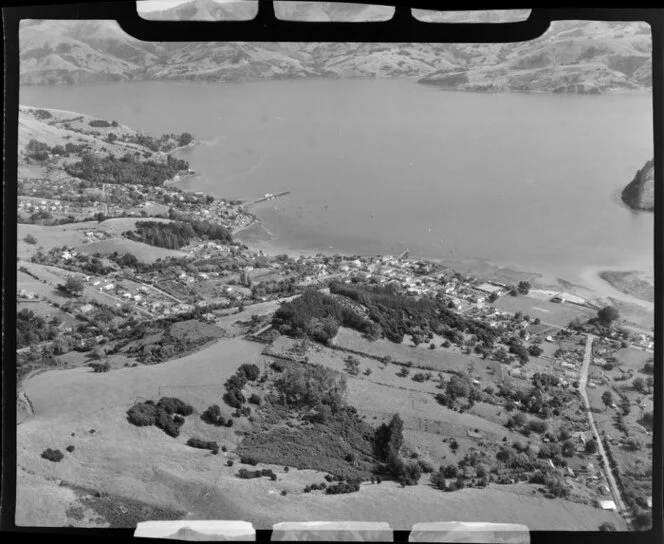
243, 191, 290, 207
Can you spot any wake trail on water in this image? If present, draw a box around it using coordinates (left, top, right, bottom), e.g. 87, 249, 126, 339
218, 153, 268, 185
198, 136, 222, 147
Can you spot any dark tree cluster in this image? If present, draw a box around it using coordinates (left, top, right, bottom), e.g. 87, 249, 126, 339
325, 480, 361, 494
186, 438, 219, 454
329, 282, 497, 347
88, 119, 116, 127
17, 309, 60, 348
272, 288, 374, 344
238, 468, 277, 480
65, 153, 189, 187
274, 363, 347, 413
26, 139, 50, 161
41, 448, 65, 462
222, 363, 260, 410
34, 109, 52, 120
201, 404, 230, 426
125, 219, 232, 250
126, 397, 194, 437
303, 482, 328, 493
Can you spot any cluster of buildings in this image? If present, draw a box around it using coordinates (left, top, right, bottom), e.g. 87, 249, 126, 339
18, 197, 70, 214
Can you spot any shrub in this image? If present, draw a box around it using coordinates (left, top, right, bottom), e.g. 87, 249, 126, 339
528, 345, 543, 357
241, 456, 259, 466
418, 459, 435, 474
270, 473, 278, 481
173, 414, 185, 427
127, 401, 158, 426
443, 464, 459, 478
326, 480, 361, 495
158, 397, 194, 416
238, 363, 260, 381
222, 445, 228, 452
66, 445, 75, 453
271, 360, 286, 372
527, 419, 548, 434
88, 119, 112, 127
281, 490, 287, 496
24, 234, 38, 245
249, 394, 262, 406
202, 404, 226, 426
284, 466, 290, 472
227, 460, 234, 467
431, 469, 447, 490
187, 438, 219, 452
393, 459, 422, 486
42, 448, 64, 462
238, 468, 263, 479
126, 398, 192, 437
223, 388, 246, 409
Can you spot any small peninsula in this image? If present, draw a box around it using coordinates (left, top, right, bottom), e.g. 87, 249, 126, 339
622, 159, 654, 211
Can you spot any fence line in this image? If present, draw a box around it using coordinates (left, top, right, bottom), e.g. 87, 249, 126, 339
359, 409, 499, 441
158, 383, 226, 397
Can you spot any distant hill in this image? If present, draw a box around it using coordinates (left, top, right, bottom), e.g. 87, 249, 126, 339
622, 159, 654, 211
19, 12, 652, 93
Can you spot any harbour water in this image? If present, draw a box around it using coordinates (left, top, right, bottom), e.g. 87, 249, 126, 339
20, 79, 654, 295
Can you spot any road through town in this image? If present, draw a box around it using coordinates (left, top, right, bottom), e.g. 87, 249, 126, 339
579, 333, 628, 522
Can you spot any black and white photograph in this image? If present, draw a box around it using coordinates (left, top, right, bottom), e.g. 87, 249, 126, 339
8, 1, 658, 536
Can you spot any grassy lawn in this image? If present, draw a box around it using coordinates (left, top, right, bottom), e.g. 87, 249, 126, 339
493, 296, 594, 328
17, 301, 79, 328
77, 238, 187, 263
333, 327, 487, 375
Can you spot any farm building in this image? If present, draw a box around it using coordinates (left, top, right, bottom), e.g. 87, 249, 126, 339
475, 282, 505, 295
598, 500, 616, 511
550, 292, 586, 305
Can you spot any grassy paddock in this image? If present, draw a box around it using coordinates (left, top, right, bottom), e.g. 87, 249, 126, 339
493, 296, 594, 328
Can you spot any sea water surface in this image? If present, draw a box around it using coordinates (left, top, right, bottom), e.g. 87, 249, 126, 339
20, 79, 654, 289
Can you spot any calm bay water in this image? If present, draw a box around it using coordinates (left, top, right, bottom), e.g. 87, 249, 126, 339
21, 79, 654, 288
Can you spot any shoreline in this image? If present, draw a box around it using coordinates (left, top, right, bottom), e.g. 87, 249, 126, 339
233, 214, 652, 310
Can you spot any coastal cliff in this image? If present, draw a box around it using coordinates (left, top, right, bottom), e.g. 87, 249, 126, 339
622, 159, 654, 211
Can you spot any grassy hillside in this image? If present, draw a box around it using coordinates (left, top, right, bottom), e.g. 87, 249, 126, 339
20, 17, 651, 93
17, 337, 624, 529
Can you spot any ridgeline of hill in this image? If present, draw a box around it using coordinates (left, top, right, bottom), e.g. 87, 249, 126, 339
20, 14, 652, 94
622, 159, 654, 211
